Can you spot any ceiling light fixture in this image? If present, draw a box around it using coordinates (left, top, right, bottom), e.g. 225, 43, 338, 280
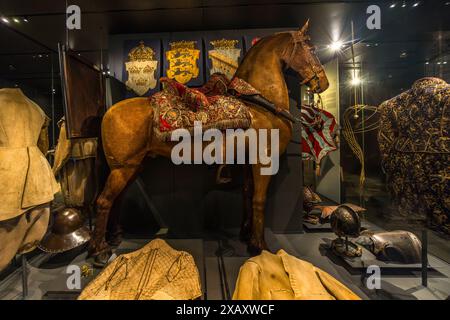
390, 2, 397, 8
402, 1, 407, 7
1, 17, 10, 24
13, 17, 20, 23
412, 2, 420, 7
351, 77, 362, 86
329, 40, 343, 52
425, 61, 429, 65
23, 17, 28, 23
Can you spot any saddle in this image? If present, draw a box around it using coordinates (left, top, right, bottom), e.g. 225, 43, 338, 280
151, 73, 258, 141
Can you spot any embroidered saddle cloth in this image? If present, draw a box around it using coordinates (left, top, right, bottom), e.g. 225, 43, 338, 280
151, 74, 257, 141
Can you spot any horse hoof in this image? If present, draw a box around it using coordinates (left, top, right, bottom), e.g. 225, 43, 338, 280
106, 234, 123, 247
92, 251, 113, 268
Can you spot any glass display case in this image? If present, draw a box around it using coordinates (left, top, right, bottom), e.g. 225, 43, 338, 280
0, 0, 449, 302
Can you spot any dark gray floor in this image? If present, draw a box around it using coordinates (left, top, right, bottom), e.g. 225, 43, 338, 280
1, 225, 449, 300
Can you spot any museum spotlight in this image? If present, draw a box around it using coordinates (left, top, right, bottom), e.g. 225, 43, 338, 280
389, 2, 397, 8
329, 40, 343, 52
412, 2, 420, 7
13, 18, 20, 23
401, 1, 407, 7
351, 77, 362, 86
23, 17, 28, 23
1, 17, 10, 24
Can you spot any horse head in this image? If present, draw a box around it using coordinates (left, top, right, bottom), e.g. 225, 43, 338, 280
282, 20, 329, 93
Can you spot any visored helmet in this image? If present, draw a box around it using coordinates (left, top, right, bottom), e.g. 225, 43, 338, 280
330, 205, 361, 238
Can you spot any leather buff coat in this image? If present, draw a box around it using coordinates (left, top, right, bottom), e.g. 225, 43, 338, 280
0, 88, 58, 219
0, 88, 58, 271
233, 250, 360, 300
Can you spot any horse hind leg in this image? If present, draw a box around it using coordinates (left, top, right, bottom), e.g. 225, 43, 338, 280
89, 166, 139, 267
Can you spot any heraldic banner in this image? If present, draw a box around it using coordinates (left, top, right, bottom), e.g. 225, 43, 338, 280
122, 39, 161, 97
163, 37, 204, 87
205, 35, 244, 81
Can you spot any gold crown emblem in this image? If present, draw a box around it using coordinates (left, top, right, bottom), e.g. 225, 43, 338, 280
169, 40, 197, 50
128, 41, 155, 61
210, 39, 238, 49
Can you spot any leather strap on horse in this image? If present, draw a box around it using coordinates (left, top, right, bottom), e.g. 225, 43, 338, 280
238, 94, 300, 123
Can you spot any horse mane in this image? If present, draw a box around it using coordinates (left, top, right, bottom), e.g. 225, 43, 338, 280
236, 32, 291, 78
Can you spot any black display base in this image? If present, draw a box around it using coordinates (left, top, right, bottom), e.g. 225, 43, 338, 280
303, 221, 332, 232
324, 240, 438, 271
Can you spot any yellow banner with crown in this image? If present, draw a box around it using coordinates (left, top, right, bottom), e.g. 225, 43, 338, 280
208, 38, 241, 80
166, 40, 200, 84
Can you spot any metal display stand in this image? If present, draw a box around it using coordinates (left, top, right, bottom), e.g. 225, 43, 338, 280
21, 255, 28, 300
422, 229, 428, 287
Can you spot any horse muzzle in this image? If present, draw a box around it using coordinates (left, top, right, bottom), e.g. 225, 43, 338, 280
308, 72, 329, 93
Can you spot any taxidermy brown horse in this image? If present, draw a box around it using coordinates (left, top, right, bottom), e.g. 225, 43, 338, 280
89, 21, 329, 265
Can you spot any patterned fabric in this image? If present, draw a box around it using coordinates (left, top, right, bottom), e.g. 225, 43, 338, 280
78, 239, 202, 300
160, 77, 209, 111
301, 104, 338, 164
229, 77, 261, 96
378, 77, 450, 233
152, 74, 252, 141
197, 73, 229, 96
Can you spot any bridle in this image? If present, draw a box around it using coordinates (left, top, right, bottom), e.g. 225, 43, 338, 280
282, 31, 323, 89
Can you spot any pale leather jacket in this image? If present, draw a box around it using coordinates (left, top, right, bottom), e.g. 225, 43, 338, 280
0, 88, 59, 220
78, 239, 202, 300
233, 250, 361, 300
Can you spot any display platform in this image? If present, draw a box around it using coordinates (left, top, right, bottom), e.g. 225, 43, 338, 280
321, 239, 444, 271
0, 239, 206, 300
1, 224, 450, 300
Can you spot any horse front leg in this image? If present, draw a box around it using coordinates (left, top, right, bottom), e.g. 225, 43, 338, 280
247, 164, 272, 255
240, 164, 254, 241
89, 166, 139, 267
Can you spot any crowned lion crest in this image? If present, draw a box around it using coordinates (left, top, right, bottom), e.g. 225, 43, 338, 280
125, 41, 158, 96
166, 40, 200, 84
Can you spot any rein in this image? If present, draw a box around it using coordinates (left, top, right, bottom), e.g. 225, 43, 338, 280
283, 31, 322, 89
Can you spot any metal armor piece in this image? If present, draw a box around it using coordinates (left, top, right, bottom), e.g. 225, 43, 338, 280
358, 230, 422, 264
38, 207, 90, 253
330, 205, 361, 238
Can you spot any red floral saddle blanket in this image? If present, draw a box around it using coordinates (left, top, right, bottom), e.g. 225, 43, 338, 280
151, 74, 257, 141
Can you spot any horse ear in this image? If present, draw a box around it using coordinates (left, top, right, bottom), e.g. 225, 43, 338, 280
299, 19, 310, 34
